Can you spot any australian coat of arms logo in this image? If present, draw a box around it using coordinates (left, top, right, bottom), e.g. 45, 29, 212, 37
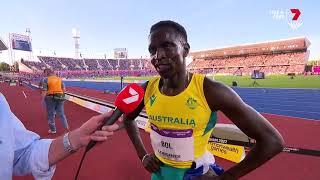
186, 97, 198, 109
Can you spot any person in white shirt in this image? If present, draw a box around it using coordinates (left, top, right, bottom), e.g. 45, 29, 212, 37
0, 93, 121, 179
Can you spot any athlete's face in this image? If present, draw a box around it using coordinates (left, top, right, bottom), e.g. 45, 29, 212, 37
148, 27, 189, 78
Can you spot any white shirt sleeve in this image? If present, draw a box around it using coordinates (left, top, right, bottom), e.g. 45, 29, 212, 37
27, 139, 56, 180
13, 138, 56, 180
2, 95, 57, 179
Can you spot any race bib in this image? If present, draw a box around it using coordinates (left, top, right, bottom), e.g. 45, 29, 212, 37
150, 124, 194, 161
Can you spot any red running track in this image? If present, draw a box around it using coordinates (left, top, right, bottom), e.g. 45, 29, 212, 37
0, 84, 319, 180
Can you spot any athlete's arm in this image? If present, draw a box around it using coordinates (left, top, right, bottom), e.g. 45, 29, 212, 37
123, 82, 149, 160
203, 78, 284, 179
124, 81, 161, 173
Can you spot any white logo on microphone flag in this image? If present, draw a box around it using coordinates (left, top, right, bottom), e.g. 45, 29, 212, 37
123, 87, 139, 104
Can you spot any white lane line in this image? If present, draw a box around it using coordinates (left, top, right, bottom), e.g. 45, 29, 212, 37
22, 91, 27, 98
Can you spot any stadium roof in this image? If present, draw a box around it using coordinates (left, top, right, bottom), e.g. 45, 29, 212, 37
0, 37, 8, 51
189, 36, 310, 59
191, 36, 309, 53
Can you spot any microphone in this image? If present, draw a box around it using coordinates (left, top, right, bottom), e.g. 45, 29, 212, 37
74, 84, 145, 180
85, 83, 144, 151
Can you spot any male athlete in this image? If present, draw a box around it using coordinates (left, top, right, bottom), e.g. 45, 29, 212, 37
124, 20, 284, 180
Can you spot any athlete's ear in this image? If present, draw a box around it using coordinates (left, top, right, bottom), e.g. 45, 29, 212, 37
183, 43, 190, 57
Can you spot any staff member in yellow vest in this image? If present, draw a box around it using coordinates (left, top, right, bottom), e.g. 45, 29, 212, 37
123, 21, 284, 180
42, 68, 69, 134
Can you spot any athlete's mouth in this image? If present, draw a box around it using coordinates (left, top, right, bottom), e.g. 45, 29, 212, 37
156, 64, 171, 72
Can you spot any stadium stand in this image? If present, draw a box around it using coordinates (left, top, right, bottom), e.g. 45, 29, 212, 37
20, 56, 157, 78
187, 37, 310, 75
18, 36, 311, 78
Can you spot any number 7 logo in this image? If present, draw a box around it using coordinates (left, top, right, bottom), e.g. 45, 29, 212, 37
290, 9, 301, 21
123, 87, 139, 104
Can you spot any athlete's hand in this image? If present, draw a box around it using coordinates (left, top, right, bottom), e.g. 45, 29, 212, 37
142, 153, 163, 173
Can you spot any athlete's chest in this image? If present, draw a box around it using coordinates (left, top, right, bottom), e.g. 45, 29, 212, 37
146, 92, 210, 130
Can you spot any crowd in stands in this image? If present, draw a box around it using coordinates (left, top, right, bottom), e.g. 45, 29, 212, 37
187, 51, 307, 75
18, 48, 311, 79
20, 56, 157, 79
21, 60, 47, 71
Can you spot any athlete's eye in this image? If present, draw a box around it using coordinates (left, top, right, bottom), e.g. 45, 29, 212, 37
149, 46, 156, 55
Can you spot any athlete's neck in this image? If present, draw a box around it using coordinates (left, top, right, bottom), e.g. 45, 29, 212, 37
160, 71, 191, 96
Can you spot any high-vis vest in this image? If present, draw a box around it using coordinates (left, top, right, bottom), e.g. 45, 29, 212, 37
144, 74, 217, 168
46, 75, 64, 95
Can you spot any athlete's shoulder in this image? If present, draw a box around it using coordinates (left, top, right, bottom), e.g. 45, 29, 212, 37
203, 76, 243, 110
145, 76, 160, 88
204, 76, 234, 96
148, 76, 160, 82
141, 80, 149, 90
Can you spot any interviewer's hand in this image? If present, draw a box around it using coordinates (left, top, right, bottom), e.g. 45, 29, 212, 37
142, 153, 163, 173
69, 110, 123, 150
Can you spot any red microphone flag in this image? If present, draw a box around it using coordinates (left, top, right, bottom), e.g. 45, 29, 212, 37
115, 83, 144, 114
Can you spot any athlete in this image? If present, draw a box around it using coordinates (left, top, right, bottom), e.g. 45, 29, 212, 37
124, 20, 284, 180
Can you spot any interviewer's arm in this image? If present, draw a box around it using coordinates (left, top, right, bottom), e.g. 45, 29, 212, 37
48, 111, 121, 166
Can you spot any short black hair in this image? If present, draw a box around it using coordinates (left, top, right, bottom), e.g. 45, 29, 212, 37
150, 20, 188, 42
